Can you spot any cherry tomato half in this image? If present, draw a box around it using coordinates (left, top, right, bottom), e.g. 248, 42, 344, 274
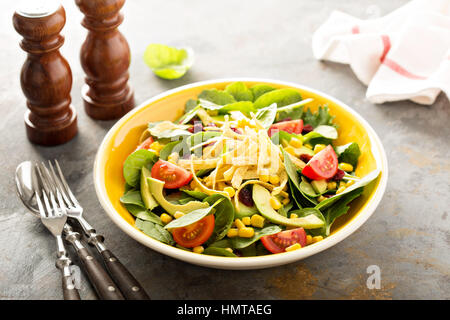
301, 145, 338, 180
261, 228, 307, 253
136, 137, 154, 151
151, 159, 193, 189
172, 215, 215, 248
268, 119, 304, 137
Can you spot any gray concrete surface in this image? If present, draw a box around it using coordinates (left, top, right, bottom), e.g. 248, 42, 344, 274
1, 0, 449, 299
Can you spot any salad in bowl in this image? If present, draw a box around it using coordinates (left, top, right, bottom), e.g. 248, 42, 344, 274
118, 81, 380, 257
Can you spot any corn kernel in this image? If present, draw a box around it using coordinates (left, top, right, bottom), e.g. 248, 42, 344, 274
242, 217, 251, 225
238, 227, 255, 238
250, 214, 265, 228
285, 243, 302, 252
284, 146, 297, 156
339, 181, 346, 188
227, 228, 239, 238
339, 162, 354, 172
289, 137, 303, 148
327, 181, 337, 190
306, 235, 313, 245
346, 180, 354, 187
269, 175, 280, 185
270, 197, 282, 210
234, 219, 246, 229
317, 195, 327, 202
304, 143, 313, 150
282, 198, 290, 205
259, 175, 270, 183
336, 186, 346, 194
312, 236, 323, 243
225, 248, 234, 253
290, 213, 298, 219
193, 246, 204, 254
149, 141, 163, 152
281, 139, 290, 148
174, 212, 185, 219
160, 213, 173, 224
313, 144, 326, 154
167, 152, 179, 164
224, 186, 235, 197
237, 118, 250, 128
189, 180, 197, 190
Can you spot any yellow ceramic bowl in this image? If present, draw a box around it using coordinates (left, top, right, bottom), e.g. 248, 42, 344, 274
93, 78, 388, 270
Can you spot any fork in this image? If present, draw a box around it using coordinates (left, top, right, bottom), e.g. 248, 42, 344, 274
37, 163, 125, 300
46, 160, 149, 300
34, 164, 81, 300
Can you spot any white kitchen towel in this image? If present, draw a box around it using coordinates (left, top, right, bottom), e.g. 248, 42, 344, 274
312, 0, 450, 105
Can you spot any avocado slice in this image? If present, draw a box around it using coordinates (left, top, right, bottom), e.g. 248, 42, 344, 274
147, 177, 209, 215
252, 184, 324, 229
235, 201, 259, 219
311, 179, 327, 194
140, 167, 159, 210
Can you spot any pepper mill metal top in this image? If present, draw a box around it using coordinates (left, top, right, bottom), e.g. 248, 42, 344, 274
13, 2, 77, 146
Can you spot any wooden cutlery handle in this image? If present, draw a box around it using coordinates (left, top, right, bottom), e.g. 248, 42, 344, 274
77, 247, 124, 300
62, 274, 81, 300
101, 249, 150, 300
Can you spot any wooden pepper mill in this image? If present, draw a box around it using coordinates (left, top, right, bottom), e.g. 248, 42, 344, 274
75, 0, 134, 120
13, 3, 77, 146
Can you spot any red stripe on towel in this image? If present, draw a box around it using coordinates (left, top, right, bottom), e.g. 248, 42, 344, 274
380, 35, 391, 62
351, 25, 360, 34
382, 59, 427, 80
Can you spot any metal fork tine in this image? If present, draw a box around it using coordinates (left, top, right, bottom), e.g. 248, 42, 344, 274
47, 160, 71, 211
35, 187, 47, 219
54, 160, 80, 207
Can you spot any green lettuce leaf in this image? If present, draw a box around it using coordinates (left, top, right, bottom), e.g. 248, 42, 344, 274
254, 88, 302, 109
250, 84, 275, 100
225, 81, 254, 101
336, 142, 361, 167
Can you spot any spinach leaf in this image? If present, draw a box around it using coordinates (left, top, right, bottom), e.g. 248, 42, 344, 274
180, 188, 208, 200
135, 218, 174, 244
120, 190, 145, 207
127, 205, 163, 225
302, 105, 335, 128
254, 88, 302, 109
178, 105, 200, 124
163, 199, 222, 229
225, 81, 254, 102
203, 247, 237, 257
255, 103, 277, 129
185, 99, 198, 113
317, 187, 364, 236
230, 225, 282, 249
237, 243, 257, 257
207, 239, 231, 248
336, 142, 361, 168
143, 44, 193, 80
198, 89, 236, 105
159, 140, 182, 160
278, 202, 293, 217
315, 169, 380, 211
219, 101, 256, 115
250, 84, 275, 101
204, 194, 235, 245
123, 150, 158, 187
275, 98, 313, 122
283, 150, 317, 207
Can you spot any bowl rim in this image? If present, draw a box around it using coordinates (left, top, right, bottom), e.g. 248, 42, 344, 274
93, 77, 388, 270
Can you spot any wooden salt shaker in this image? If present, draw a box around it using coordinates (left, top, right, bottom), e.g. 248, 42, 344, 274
75, 0, 134, 120
13, 3, 77, 146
